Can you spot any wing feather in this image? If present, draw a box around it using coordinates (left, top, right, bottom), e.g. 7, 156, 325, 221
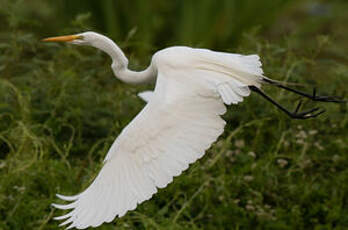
53, 62, 253, 228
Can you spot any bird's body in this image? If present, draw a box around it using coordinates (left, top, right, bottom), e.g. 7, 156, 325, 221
42, 32, 341, 229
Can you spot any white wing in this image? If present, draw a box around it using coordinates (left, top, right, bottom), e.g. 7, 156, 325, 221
53, 47, 262, 229
137, 90, 154, 103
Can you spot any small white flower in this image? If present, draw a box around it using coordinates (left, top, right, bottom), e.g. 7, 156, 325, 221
277, 159, 288, 168
296, 139, 304, 145
314, 142, 324, 150
248, 151, 256, 158
245, 204, 255, 211
296, 130, 307, 139
244, 175, 254, 182
235, 139, 245, 148
333, 155, 340, 162
234, 199, 240, 204
309, 130, 318, 135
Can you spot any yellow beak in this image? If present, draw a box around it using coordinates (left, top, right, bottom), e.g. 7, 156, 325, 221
42, 35, 82, 42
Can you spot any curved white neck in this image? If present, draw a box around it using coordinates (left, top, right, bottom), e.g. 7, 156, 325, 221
90, 35, 156, 84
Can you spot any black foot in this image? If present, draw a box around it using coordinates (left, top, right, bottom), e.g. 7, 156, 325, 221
310, 88, 345, 103
249, 86, 328, 120
288, 100, 326, 119
263, 78, 346, 103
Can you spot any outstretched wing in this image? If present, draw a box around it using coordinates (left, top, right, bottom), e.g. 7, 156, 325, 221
53, 70, 228, 229
53, 47, 259, 229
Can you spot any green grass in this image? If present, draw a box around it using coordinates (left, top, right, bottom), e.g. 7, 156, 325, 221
0, 1, 348, 229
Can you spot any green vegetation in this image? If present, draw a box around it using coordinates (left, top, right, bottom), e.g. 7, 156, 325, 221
0, 0, 347, 229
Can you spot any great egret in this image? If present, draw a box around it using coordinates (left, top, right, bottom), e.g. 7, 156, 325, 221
42, 31, 342, 229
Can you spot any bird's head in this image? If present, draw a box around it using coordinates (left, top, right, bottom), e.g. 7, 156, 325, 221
42, 31, 104, 46
42, 31, 129, 70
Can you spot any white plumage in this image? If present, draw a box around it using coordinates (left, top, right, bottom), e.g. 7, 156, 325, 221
137, 90, 153, 102
43, 32, 264, 229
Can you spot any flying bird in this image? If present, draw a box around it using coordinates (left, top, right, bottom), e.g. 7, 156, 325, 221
42, 32, 342, 229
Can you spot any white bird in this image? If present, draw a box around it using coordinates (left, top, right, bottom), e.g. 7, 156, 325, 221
42, 31, 341, 229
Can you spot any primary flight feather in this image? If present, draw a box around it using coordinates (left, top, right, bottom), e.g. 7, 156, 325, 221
43, 31, 342, 229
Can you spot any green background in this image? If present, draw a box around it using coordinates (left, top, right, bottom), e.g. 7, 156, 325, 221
0, 0, 347, 229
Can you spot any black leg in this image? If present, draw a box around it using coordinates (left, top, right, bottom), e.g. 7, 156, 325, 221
262, 78, 345, 103
249, 86, 326, 119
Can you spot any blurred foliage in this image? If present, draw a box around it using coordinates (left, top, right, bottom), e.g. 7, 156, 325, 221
0, 0, 347, 229
1, 0, 296, 51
